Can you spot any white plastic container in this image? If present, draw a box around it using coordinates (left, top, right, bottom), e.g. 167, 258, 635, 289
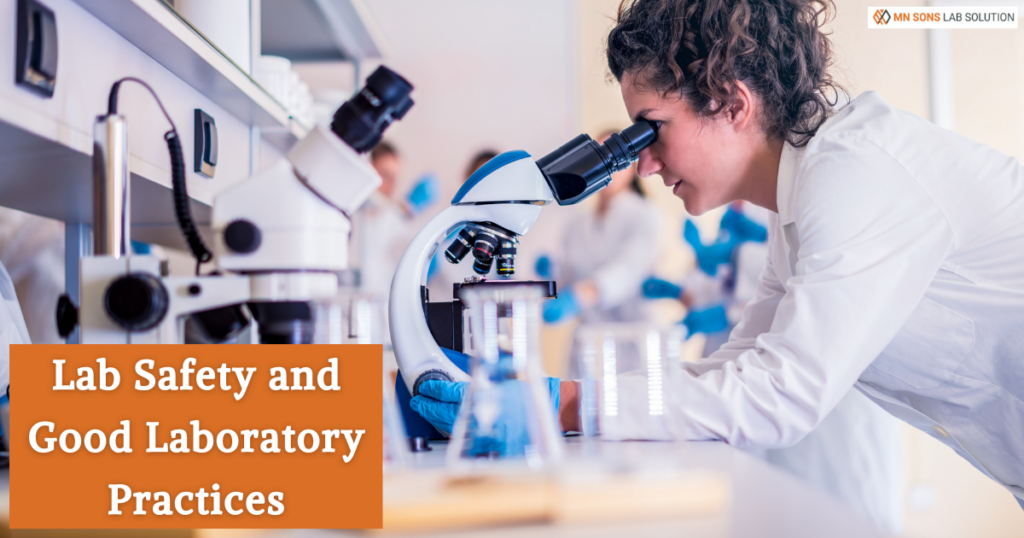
175, 0, 252, 73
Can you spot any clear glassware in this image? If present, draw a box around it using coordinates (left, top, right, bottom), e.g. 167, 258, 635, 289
447, 286, 563, 468
312, 292, 408, 471
575, 323, 684, 441
383, 361, 410, 473
312, 290, 388, 345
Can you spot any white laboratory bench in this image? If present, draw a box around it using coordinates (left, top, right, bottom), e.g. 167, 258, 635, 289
0, 439, 884, 537
242, 440, 883, 538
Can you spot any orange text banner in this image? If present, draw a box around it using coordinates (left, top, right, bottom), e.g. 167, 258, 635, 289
10, 344, 383, 529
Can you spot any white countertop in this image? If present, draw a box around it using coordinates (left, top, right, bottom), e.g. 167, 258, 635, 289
0, 439, 884, 537
253, 439, 886, 538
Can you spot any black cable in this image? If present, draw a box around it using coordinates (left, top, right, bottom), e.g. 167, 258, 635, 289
107, 77, 212, 273
166, 131, 212, 267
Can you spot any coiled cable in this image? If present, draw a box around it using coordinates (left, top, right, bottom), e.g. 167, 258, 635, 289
107, 77, 212, 274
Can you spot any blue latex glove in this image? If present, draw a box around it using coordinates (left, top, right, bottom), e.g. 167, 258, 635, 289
406, 173, 439, 215
682, 304, 729, 336
543, 289, 580, 323
535, 255, 553, 278
720, 206, 768, 243
642, 276, 683, 300
130, 240, 152, 255
409, 378, 561, 457
684, 220, 736, 276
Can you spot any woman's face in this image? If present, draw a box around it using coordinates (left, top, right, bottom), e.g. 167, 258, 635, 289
620, 73, 759, 215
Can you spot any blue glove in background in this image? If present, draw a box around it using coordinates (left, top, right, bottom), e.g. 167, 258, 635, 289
684, 220, 736, 276
131, 240, 152, 255
406, 173, 439, 215
720, 206, 768, 243
409, 377, 561, 457
535, 255, 553, 278
642, 276, 683, 300
543, 289, 580, 323
683, 304, 729, 336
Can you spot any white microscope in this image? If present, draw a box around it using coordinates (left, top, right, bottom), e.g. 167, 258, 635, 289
60, 67, 414, 345
389, 120, 659, 401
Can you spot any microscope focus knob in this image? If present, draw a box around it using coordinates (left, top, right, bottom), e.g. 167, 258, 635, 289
55, 294, 78, 338
104, 273, 169, 332
224, 220, 261, 254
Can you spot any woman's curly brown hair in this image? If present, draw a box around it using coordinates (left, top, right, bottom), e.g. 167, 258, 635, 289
607, 0, 842, 147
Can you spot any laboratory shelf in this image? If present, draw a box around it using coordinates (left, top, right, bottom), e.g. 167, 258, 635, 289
71, 0, 307, 151
261, 0, 387, 62
0, 112, 211, 252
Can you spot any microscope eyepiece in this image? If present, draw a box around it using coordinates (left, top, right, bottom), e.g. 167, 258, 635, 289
330, 66, 414, 153
537, 120, 659, 206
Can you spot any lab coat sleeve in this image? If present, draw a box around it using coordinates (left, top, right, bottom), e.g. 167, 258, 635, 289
591, 206, 661, 310
673, 136, 955, 447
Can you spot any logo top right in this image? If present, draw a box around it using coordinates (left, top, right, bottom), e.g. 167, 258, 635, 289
873, 8, 892, 25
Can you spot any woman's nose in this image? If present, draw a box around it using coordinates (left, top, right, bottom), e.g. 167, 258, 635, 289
636, 147, 663, 178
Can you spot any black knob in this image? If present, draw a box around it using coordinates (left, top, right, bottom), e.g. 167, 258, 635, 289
104, 273, 169, 332
55, 294, 78, 338
224, 219, 261, 254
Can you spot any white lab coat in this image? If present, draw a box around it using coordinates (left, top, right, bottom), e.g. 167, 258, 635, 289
561, 190, 661, 323
0, 209, 64, 344
675, 91, 1024, 504
350, 192, 414, 302
0, 258, 32, 395
697, 206, 903, 532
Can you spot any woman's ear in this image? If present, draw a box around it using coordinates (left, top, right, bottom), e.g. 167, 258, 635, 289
726, 81, 756, 131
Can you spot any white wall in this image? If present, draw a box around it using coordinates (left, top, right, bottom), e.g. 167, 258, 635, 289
361, 0, 579, 199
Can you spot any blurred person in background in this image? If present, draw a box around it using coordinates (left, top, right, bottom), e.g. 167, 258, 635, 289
643, 201, 770, 352
643, 202, 903, 532
464, 150, 499, 181
540, 129, 661, 325
351, 141, 439, 302
0, 209, 63, 345
0, 209, 55, 407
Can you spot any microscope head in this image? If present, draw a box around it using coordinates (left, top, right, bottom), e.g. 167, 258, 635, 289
438, 121, 659, 278
214, 66, 415, 274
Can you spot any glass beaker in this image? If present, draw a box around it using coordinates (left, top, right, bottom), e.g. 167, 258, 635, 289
312, 291, 388, 346
383, 361, 410, 472
575, 323, 684, 441
447, 285, 563, 468
313, 292, 408, 470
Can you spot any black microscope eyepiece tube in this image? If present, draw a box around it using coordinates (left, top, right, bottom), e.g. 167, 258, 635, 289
330, 66, 414, 154
538, 120, 659, 206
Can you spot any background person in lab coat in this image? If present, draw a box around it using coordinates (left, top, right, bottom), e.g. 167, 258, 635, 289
540, 130, 661, 324
351, 141, 439, 302
604, 0, 1024, 513
0, 209, 64, 344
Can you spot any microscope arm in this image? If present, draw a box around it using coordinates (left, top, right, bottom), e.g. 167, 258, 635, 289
390, 203, 543, 395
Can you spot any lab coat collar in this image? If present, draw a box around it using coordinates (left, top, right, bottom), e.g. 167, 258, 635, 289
776, 142, 804, 225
